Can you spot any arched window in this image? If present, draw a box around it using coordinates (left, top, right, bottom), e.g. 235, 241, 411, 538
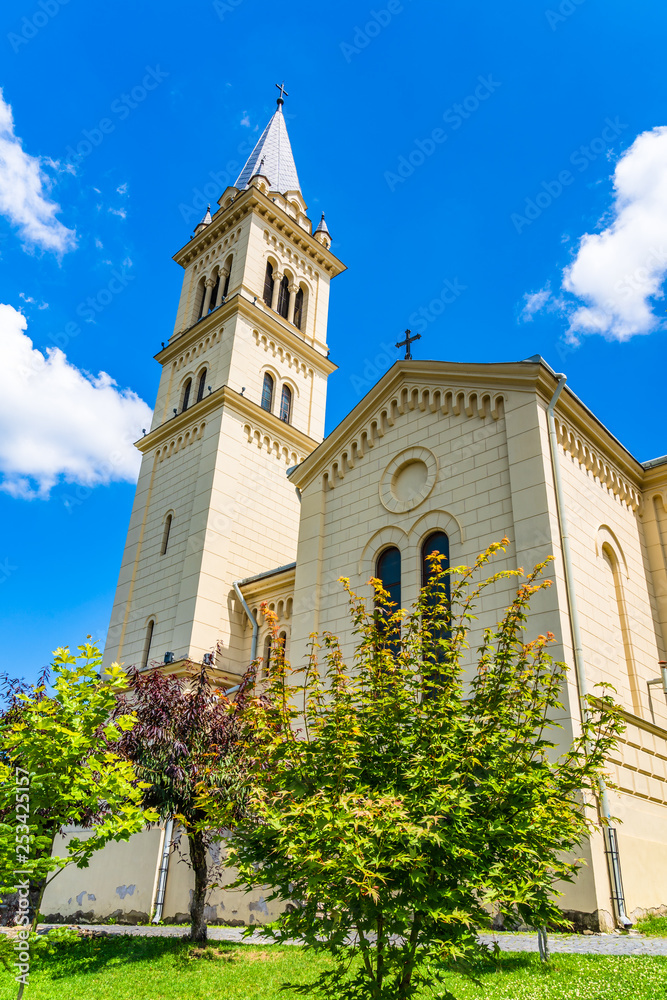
196, 369, 207, 403
161, 513, 173, 556
142, 620, 155, 669
222, 257, 232, 299
279, 384, 292, 423
376, 547, 401, 612
196, 277, 206, 320
293, 287, 304, 330
181, 378, 192, 412
421, 532, 451, 678
263, 262, 274, 306
261, 372, 274, 412
376, 547, 402, 653
277, 274, 290, 318
208, 272, 220, 312
421, 531, 450, 588
263, 634, 272, 675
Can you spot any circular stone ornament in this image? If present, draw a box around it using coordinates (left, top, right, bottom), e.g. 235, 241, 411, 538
379, 447, 438, 513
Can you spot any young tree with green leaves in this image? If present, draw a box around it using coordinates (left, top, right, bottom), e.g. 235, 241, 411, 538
0, 644, 151, 928
218, 540, 622, 1000
113, 664, 251, 943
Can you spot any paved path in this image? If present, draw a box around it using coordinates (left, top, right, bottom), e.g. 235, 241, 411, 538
37, 924, 667, 956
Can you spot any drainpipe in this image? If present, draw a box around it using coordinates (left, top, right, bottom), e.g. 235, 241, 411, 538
546, 373, 632, 929
152, 817, 173, 924
233, 580, 259, 663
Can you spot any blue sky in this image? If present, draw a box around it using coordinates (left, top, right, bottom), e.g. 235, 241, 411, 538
2, 0, 667, 681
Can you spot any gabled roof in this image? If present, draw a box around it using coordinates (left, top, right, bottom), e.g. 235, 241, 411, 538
234, 104, 301, 195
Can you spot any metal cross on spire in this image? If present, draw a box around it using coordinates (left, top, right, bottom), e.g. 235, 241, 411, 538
395, 329, 421, 360
275, 81, 289, 105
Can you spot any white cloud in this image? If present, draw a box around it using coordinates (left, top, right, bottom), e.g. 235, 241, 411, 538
0, 89, 76, 255
116, 182, 128, 195
240, 112, 251, 128
95, 237, 103, 249
0, 303, 152, 499
108, 207, 127, 219
529, 126, 667, 344
519, 286, 551, 322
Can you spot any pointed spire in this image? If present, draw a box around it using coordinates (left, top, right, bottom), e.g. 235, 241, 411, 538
194, 205, 212, 236
234, 89, 301, 195
314, 212, 331, 248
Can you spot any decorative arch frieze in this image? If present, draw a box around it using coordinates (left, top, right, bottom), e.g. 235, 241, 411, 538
155, 423, 206, 463
555, 418, 641, 511
323, 386, 505, 489
172, 328, 222, 371
242, 422, 302, 466
252, 329, 312, 378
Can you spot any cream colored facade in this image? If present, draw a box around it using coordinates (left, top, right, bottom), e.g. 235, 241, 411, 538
46, 101, 667, 931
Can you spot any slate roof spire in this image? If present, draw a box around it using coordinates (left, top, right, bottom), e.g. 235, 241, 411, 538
234, 86, 301, 195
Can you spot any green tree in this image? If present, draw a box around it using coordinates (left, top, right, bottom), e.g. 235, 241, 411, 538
221, 540, 623, 1000
0, 643, 152, 928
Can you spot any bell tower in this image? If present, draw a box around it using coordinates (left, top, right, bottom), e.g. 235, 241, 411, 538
103, 91, 346, 682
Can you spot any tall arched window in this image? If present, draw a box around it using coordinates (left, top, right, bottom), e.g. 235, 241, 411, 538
279, 384, 292, 423
208, 272, 220, 312
161, 513, 173, 556
196, 369, 207, 403
196, 278, 206, 320
261, 372, 274, 412
376, 547, 401, 612
142, 620, 155, 669
263, 262, 274, 306
181, 378, 192, 412
376, 547, 402, 653
421, 532, 450, 680
293, 287, 304, 330
222, 257, 232, 299
277, 274, 290, 318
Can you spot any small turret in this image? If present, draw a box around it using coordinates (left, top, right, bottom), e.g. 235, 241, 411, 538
314, 213, 331, 249
193, 205, 212, 237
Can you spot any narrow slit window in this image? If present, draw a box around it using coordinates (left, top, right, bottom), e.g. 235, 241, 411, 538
208, 273, 220, 312
161, 514, 173, 555
142, 620, 155, 669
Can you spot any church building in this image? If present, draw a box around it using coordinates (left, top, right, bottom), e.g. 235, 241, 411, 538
43, 91, 667, 932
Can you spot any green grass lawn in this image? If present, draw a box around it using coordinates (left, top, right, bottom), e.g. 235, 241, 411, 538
635, 914, 667, 937
1, 935, 666, 1000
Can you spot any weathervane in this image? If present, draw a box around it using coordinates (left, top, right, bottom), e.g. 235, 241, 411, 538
275, 81, 289, 105
396, 329, 421, 360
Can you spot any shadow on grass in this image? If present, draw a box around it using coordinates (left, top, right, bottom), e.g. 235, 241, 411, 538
35, 934, 254, 980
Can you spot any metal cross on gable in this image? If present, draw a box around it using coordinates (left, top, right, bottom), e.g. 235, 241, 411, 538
395, 329, 421, 360
275, 81, 289, 104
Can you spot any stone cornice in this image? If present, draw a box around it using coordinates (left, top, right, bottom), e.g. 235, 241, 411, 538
173, 186, 346, 276
136, 385, 319, 458
154, 292, 337, 378
239, 565, 296, 603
